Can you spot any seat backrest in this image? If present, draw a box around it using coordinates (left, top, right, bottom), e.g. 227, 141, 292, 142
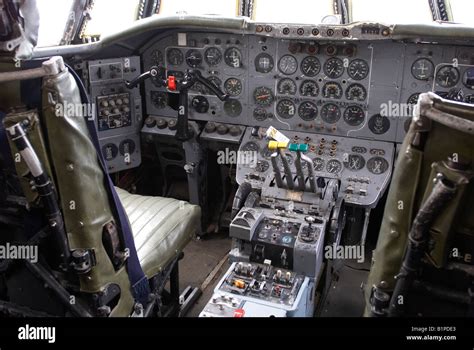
1, 58, 137, 316
365, 92, 474, 316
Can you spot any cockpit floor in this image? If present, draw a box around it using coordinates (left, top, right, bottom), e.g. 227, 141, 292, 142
179, 232, 231, 317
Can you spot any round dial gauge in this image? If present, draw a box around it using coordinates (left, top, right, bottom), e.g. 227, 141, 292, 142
367, 156, 389, 175
324, 57, 344, 79
313, 157, 325, 171
368, 114, 390, 134
326, 159, 343, 174
151, 49, 164, 66
298, 101, 318, 121
462, 67, 474, 89
204, 47, 222, 66
224, 99, 242, 117
185, 49, 203, 67
278, 55, 298, 75
150, 91, 168, 109
277, 78, 297, 95
322, 82, 343, 99
300, 80, 319, 97
255, 53, 274, 73
255, 160, 270, 173
407, 93, 420, 105
321, 103, 341, 123
343, 106, 365, 126
344, 154, 366, 171
276, 99, 296, 119
301, 56, 321, 77
253, 108, 267, 121
411, 58, 434, 80
436, 66, 460, 88
242, 141, 260, 153
166, 48, 184, 66
253, 86, 274, 106
348, 59, 369, 80
345, 83, 367, 101
224, 47, 242, 68
224, 78, 243, 96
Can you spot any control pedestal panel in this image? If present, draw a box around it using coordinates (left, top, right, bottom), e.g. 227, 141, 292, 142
199, 262, 313, 317
88, 56, 143, 173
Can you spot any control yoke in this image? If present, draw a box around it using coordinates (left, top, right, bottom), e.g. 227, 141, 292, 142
126, 67, 229, 141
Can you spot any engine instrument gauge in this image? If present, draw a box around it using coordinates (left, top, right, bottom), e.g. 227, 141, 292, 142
348, 59, 369, 80
343, 106, 365, 126
301, 56, 321, 77
224, 99, 242, 117
322, 82, 343, 99
326, 159, 342, 174
462, 67, 474, 89
368, 114, 390, 134
312, 157, 325, 171
300, 80, 319, 97
224, 47, 242, 68
298, 101, 318, 121
150, 91, 168, 109
204, 47, 222, 66
242, 141, 260, 153
411, 58, 434, 80
345, 83, 367, 101
324, 57, 344, 79
185, 49, 203, 67
253, 86, 274, 106
166, 48, 184, 66
435, 65, 460, 88
276, 99, 296, 119
367, 156, 389, 175
224, 78, 243, 96
278, 55, 298, 75
407, 93, 420, 105
344, 154, 365, 171
253, 108, 267, 121
255, 53, 274, 73
151, 49, 164, 66
277, 78, 297, 95
321, 103, 341, 123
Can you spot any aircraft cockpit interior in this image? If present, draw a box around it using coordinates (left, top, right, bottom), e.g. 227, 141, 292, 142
0, 0, 473, 327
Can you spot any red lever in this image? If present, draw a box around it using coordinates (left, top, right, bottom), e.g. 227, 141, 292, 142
167, 75, 177, 91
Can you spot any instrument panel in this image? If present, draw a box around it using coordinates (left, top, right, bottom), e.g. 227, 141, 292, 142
143, 32, 474, 144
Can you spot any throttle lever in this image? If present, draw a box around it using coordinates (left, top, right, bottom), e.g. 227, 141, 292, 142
125, 66, 164, 89
189, 69, 229, 101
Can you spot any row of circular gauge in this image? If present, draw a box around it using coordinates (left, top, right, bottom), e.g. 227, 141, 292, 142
410, 58, 474, 89
159, 47, 370, 79
189, 75, 367, 102
242, 141, 389, 175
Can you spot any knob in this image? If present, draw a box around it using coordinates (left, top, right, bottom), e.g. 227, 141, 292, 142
229, 126, 241, 136
205, 122, 216, 133
168, 119, 177, 130
216, 124, 228, 135
101, 100, 109, 107
116, 99, 123, 105
109, 100, 116, 107
156, 118, 167, 129
123, 98, 130, 104
145, 117, 156, 128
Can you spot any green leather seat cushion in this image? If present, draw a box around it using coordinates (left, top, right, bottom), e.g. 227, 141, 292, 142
115, 187, 201, 278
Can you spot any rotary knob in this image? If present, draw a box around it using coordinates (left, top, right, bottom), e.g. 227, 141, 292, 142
205, 122, 217, 133
216, 124, 229, 135
229, 126, 241, 136
168, 119, 177, 130
156, 118, 167, 129
145, 117, 156, 128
